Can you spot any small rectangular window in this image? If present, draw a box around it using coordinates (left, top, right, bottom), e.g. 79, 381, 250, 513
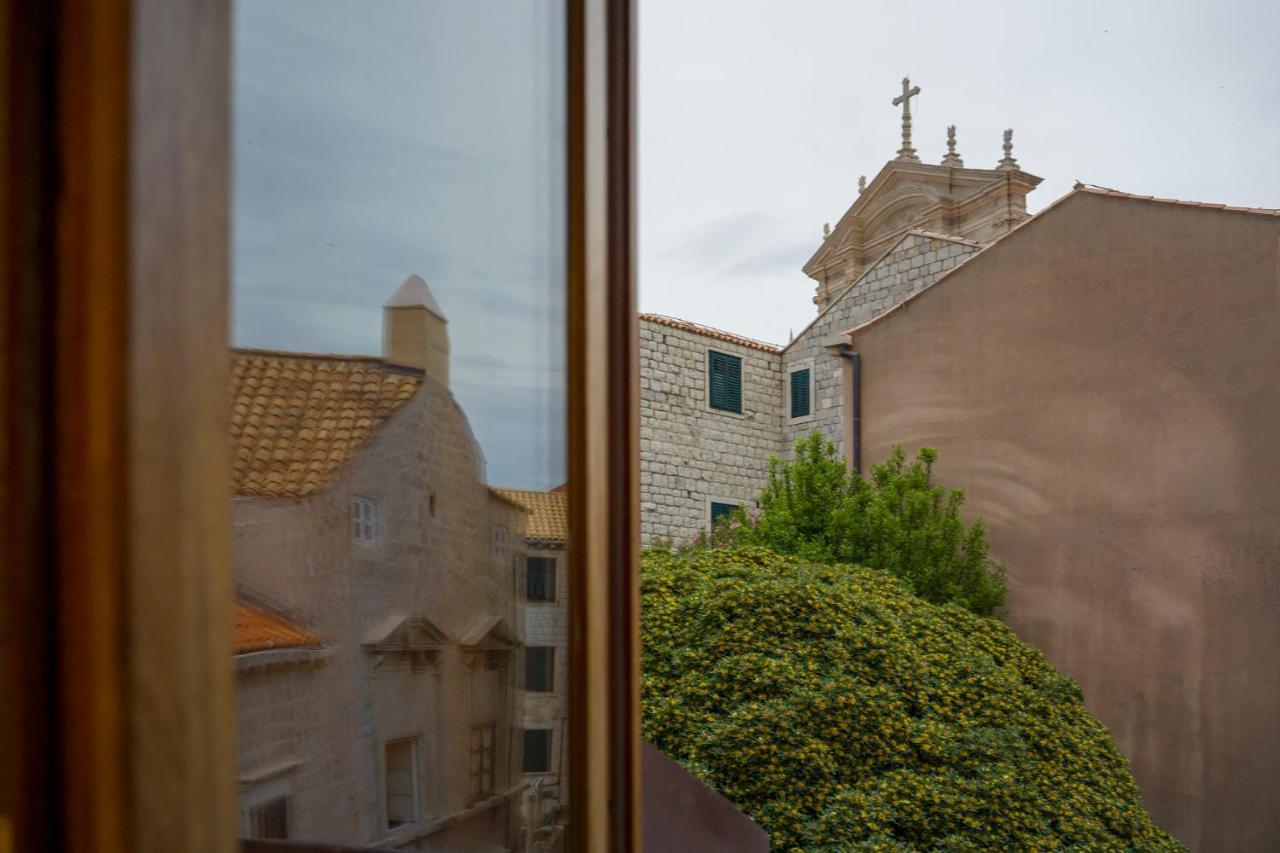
523, 729, 553, 774
492, 526, 508, 561
525, 646, 555, 692
469, 722, 496, 799
707, 350, 743, 413
385, 738, 420, 828
709, 501, 737, 530
351, 495, 380, 545
790, 367, 811, 418
247, 795, 289, 840
526, 556, 557, 601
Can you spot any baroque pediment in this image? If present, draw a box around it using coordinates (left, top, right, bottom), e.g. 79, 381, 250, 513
364, 614, 450, 653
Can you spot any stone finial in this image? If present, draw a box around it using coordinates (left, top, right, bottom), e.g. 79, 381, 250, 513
858, 175, 867, 194
891, 77, 922, 162
997, 128, 1019, 170
940, 124, 964, 167
823, 222, 831, 239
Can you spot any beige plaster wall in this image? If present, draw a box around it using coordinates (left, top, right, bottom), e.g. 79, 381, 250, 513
233, 378, 526, 849
850, 192, 1280, 851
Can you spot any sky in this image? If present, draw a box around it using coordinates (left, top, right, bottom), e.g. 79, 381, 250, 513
638, 0, 1280, 346
232, 0, 1280, 487
232, 1, 566, 489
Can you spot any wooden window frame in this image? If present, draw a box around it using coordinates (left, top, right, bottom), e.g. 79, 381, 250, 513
1, 0, 638, 851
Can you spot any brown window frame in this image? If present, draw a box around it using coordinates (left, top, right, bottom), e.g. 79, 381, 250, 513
1, 0, 638, 851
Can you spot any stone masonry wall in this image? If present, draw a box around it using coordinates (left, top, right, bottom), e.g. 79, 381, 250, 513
639, 319, 785, 545
782, 232, 983, 456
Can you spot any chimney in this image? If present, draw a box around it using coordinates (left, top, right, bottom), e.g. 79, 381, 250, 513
382, 274, 449, 386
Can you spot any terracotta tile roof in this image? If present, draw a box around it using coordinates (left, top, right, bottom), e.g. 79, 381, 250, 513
230, 348, 422, 497
234, 600, 321, 654
1075, 185, 1280, 217
639, 314, 782, 354
490, 487, 568, 542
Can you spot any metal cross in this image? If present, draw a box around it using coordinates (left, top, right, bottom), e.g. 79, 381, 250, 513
891, 76, 921, 162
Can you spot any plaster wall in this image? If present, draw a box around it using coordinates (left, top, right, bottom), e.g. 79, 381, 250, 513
851, 192, 1280, 851
233, 378, 525, 849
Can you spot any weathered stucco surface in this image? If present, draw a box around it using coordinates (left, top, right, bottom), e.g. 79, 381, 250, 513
849, 191, 1280, 851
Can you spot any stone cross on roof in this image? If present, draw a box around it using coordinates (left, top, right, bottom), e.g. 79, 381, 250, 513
892, 76, 922, 162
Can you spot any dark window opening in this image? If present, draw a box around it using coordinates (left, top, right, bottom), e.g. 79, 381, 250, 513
523, 729, 552, 773
527, 556, 557, 601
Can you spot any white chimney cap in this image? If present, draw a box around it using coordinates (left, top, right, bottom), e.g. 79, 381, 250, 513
384, 274, 446, 320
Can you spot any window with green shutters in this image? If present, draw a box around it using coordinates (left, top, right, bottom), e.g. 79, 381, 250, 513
710, 501, 737, 529
708, 350, 742, 413
790, 367, 811, 418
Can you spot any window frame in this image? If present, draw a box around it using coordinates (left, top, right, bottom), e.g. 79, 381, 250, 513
707, 349, 744, 414
526, 555, 558, 602
706, 497, 744, 534
3, 0, 639, 850
384, 736, 422, 830
351, 494, 381, 546
523, 728, 555, 775
787, 358, 815, 423
525, 645, 556, 693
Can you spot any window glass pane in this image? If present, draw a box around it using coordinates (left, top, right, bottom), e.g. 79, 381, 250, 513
230, 2, 568, 847
523, 729, 552, 774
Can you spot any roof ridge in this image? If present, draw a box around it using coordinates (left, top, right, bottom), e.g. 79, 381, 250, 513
638, 313, 782, 353
232, 346, 387, 363
1074, 184, 1280, 217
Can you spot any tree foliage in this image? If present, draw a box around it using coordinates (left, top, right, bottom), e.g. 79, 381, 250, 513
723, 432, 1005, 616
641, 546, 1183, 852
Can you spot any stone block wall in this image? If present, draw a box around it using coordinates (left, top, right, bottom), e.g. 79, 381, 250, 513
782, 232, 983, 455
639, 317, 785, 545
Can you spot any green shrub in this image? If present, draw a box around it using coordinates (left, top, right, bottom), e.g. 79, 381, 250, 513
641, 546, 1183, 852
723, 432, 1005, 616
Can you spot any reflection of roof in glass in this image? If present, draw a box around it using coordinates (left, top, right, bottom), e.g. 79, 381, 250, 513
491, 487, 568, 542
229, 349, 421, 498
234, 600, 321, 654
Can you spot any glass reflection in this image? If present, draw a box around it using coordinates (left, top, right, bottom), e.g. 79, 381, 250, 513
230, 2, 567, 849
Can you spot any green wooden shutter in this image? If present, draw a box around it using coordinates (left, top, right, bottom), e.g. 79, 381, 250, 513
708, 351, 742, 413
790, 368, 811, 418
710, 501, 736, 528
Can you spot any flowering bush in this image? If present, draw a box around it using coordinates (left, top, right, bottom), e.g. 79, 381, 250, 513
641, 546, 1183, 852
724, 432, 1005, 616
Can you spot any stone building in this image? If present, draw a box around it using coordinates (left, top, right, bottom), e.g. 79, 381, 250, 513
639, 78, 1034, 546
636, 77, 1280, 849
230, 276, 531, 850
491, 486, 570, 845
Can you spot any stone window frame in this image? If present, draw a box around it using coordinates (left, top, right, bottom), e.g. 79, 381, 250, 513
785, 357, 816, 425
705, 496, 744, 533
522, 727, 556, 775
526, 553, 558, 603
525, 645, 556, 692
241, 774, 293, 840
704, 347, 746, 419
